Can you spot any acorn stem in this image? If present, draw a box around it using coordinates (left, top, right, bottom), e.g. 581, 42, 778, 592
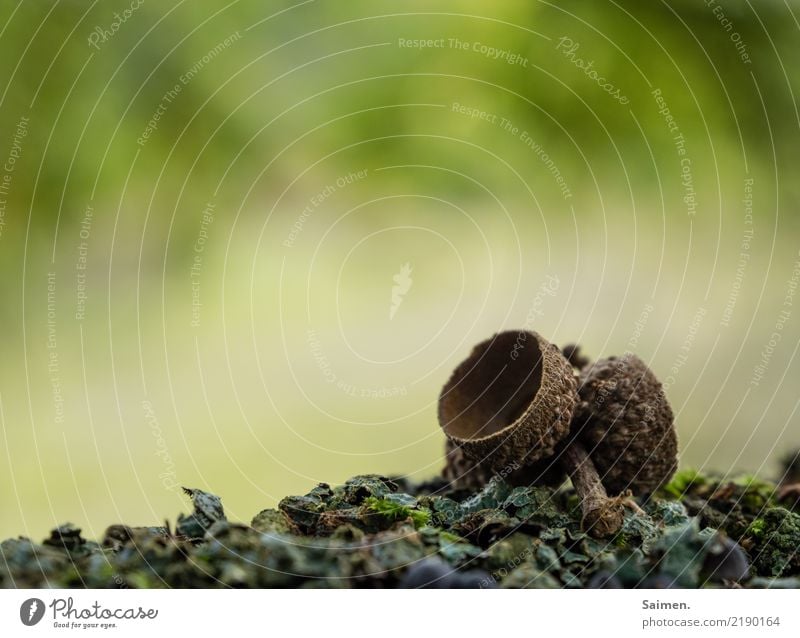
562, 441, 624, 538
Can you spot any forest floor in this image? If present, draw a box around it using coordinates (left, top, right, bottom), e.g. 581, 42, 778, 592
2, 469, 800, 588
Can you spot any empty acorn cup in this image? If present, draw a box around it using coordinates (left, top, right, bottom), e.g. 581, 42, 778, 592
438, 331, 577, 478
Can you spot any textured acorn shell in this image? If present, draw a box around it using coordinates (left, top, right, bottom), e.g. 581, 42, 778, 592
438, 331, 577, 475
442, 439, 487, 490
442, 439, 567, 490
572, 354, 678, 494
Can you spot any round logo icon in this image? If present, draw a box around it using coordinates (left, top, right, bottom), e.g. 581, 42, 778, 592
20, 598, 45, 626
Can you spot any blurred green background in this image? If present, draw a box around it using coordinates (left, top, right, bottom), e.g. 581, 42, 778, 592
1, 0, 799, 540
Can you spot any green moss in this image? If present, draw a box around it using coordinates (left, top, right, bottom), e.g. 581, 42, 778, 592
676, 473, 778, 540
729, 475, 778, 512
363, 496, 430, 529
746, 508, 800, 577
438, 530, 465, 544
748, 517, 767, 538
661, 468, 707, 499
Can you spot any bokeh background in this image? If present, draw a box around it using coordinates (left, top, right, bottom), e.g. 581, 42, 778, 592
1, 0, 798, 540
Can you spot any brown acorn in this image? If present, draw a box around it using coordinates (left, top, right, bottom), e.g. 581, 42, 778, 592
438, 331, 577, 477
438, 334, 675, 539
572, 353, 678, 494
443, 438, 567, 491
443, 405, 625, 539
442, 438, 489, 491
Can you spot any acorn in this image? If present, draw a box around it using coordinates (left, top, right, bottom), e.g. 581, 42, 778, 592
438, 331, 577, 477
571, 353, 678, 495
442, 438, 488, 490
438, 334, 677, 539
443, 398, 623, 538
438, 331, 619, 537
443, 438, 566, 490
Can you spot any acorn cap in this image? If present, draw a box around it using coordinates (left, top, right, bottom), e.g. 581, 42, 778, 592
443, 439, 567, 491
572, 353, 678, 494
442, 439, 489, 491
438, 331, 577, 474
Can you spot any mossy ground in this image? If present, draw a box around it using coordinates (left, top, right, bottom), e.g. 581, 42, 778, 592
2, 472, 799, 588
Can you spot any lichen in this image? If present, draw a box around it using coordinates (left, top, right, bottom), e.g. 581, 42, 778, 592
1, 470, 799, 588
